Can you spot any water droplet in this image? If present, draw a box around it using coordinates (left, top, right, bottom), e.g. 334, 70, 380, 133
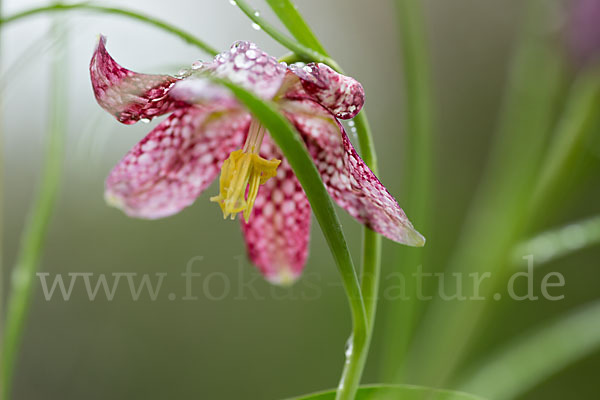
191, 60, 203, 70
264, 63, 276, 75
344, 335, 353, 358
251, 22, 261, 31
348, 120, 355, 127
176, 68, 189, 77
234, 53, 253, 69
228, 0, 237, 5
254, 10, 260, 17
216, 53, 226, 63
140, 118, 151, 124
245, 49, 258, 59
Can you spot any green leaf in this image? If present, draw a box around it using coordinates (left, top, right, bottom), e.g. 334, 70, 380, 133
381, 0, 434, 380
264, 0, 328, 56
457, 301, 600, 400
2, 18, 69, 399
404, 0, 565, 385
512, 214, 600, 267
289, 384, 488, 400
529, 70, 600, 218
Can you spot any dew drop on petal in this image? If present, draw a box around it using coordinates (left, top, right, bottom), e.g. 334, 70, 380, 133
140, 118, 151, 124
234, 53, 253, 69
246, 49, 257, 59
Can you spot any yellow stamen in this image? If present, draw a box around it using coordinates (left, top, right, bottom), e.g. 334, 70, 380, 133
210, 120, 280, 222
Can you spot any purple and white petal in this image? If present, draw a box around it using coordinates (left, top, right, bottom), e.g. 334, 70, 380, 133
105, 107, 249, 218
281, 99, 424, 246
287, 63, 364, 119
90, 36, 184, 124
240, 137, 311, 285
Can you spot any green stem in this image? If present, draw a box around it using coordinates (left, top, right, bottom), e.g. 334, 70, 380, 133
354, 111, 382, 325
0, 2, 218, 56
215, 77, 369, 400
234, 0, 341, 71
248, 2, 384, 396
2, 19, 68, 399
334, 113, 382, 400
264, 0, 329, 56
381, 0, 434, 380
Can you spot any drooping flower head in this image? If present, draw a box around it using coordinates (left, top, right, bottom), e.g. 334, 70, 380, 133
90, 37, 424, 285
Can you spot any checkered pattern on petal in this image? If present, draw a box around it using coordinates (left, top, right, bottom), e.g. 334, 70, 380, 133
90, 36, 185, 124
287, 63, 364, 119
240, 137, 311, 285
105, 107, 249, 218
281, 99, 424, 246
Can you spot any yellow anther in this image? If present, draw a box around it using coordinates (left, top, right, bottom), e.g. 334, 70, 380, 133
211, 119, 280, 221
210, 150, 280, 222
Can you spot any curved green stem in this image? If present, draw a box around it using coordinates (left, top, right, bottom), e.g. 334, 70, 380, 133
250, 2, 385, 397
2, 19, 67, 399
264, 0, 329, 56
213, 79, 369, 400
354, 111, 382, 326
332, 113, 382, 400
234, 0, 341, 71
0, 2, 218, 56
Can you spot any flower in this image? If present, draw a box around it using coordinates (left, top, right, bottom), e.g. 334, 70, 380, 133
90, 37, 424, 285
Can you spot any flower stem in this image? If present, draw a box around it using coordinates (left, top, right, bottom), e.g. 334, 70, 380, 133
0, 2, 218, 56
330, 112, 382, 400
214, 77, 369, 400
250, 2, 384, 397
1, 19, 68, 399
354, 111, 382, 325
234, 0, 342, 71
264, 0, 329, 56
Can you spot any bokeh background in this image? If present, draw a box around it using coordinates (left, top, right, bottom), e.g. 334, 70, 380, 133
2, 0, 599, 399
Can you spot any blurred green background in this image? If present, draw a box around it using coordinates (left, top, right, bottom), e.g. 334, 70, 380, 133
2, 0, 599, 399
